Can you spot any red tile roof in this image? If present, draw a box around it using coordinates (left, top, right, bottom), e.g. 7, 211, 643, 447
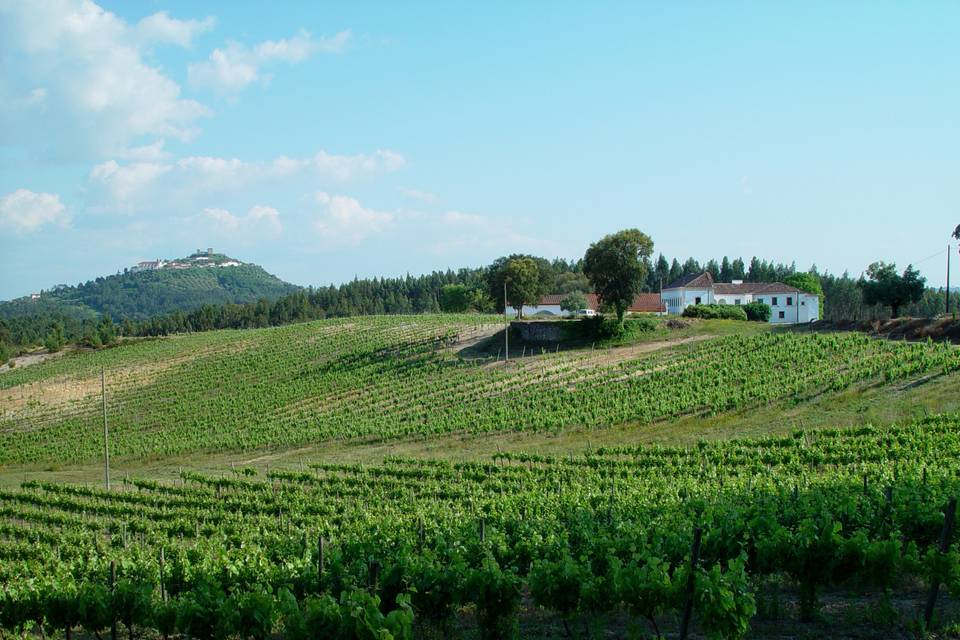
714, 282, 804, 295
537, 293, 666, 312
664, 272, 714, 289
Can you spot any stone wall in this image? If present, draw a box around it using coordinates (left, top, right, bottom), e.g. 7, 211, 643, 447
510, 320, 571, 344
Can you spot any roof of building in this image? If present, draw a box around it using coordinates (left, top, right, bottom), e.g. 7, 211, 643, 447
661, 272, 818, 297
664, 271, 714, 289
713, 282, 801, 295
536, 293, 666, 312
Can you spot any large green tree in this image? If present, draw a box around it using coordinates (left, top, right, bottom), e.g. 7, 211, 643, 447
439, 284, 471, 313
487, 254, 554, 316
784, 272, 824, 316
583, 229, 655, 326
858, 262, 926, 318
560, 291, 588, 315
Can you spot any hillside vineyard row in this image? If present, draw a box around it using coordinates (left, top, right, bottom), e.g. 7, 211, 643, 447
2, 413, 960, 638
3, 316, 960, 465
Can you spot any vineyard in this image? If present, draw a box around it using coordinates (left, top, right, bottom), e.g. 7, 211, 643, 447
2, 315, 960, 467
2, 412, 960, 638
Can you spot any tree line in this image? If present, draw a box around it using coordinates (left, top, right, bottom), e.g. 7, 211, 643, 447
1, 231, 956, 361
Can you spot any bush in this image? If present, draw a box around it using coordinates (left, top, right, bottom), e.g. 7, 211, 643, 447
568, 316, 658, 340
682, 304, 748, 321
743, 302, 772, 322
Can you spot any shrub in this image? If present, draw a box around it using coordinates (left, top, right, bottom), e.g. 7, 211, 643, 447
570, 315, 658, 340
743, 302, 772, 322
682, 304, 748, 321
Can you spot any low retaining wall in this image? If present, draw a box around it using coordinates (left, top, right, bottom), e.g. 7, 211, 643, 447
510, 320, 572, 344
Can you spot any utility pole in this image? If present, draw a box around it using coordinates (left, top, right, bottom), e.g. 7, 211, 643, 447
102, 367, 110, 491
503, 281, 509, 361
947, 245, 952, 316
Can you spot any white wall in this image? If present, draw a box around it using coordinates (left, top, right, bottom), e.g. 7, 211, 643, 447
662, 287, 713, 314
505, 304, 564, 318
754, 292, 819, 324
714, 293, 751, 306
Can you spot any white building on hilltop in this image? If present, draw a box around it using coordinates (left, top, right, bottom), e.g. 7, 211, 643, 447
662, 272, 819, 324
130, 259, 166, 273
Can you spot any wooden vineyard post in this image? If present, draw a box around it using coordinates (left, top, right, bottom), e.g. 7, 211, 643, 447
110, 560, 118, 640
159, 547, 166, 601
679, 527, 703, 640
924, 498, 957, 629
102, 367, 110, 491
368, 559, 380, 592
318, 535, 325, 592
479, 517, 486, 544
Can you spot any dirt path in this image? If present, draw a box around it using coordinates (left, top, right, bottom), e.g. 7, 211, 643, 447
0, 348, 69, 373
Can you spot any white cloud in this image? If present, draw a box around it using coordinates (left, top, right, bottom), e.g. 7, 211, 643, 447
89, 160, 172, 208
399, 187, 438, 203
429, 210, 552, 254
0, 189, 69, 233
118, 140, 172, 162
314, 192, 394, 243
200, 204, 282, 238
0, 0, 211, 157
136, 11, 215, 48
247, 205, 283, 235
189, 29, 351, 92
86, 148, 405, 210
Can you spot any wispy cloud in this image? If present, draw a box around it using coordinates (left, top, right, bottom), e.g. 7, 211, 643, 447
313, 192, 394, 243
87, 149, 406, 211
398, 187, 438, 203
189, 29, 351, 92
199, 204, 282, 238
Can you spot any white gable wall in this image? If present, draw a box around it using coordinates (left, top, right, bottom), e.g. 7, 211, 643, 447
753, 292, 819, 324
662, 287, 713, 314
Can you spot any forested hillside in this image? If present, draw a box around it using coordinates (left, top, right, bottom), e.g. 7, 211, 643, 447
0, 258, 298, 346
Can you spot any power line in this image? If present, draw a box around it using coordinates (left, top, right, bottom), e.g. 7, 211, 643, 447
911, 247, 947, 267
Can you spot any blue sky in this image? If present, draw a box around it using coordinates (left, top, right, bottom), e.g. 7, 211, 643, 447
1, 1, 958, 299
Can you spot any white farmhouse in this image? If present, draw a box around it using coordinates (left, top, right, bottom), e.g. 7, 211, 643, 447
662, 272, 819, 324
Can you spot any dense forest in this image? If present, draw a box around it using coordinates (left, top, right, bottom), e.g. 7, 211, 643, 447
1, 253, 956, 357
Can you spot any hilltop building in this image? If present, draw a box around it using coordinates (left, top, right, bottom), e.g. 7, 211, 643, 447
661, 272, 819, 324
128, 249, 243, 273
130, 259, 166, 273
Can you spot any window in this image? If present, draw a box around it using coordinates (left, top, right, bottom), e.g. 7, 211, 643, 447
756, 298, 763, 304
772, 296, 778, 306
786, 296, 793, 306
695, 296, 702, 304
734, 299, 741, 305
778, 311, 785, 319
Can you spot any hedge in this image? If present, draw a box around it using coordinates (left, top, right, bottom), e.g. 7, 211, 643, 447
682, 304, 748, 321
743, 302, 772, 322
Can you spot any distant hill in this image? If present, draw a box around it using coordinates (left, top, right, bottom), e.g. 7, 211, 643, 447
0, 252, 299, 322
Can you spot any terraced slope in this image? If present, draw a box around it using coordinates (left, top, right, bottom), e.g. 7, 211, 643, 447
2, 315, 958, 467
